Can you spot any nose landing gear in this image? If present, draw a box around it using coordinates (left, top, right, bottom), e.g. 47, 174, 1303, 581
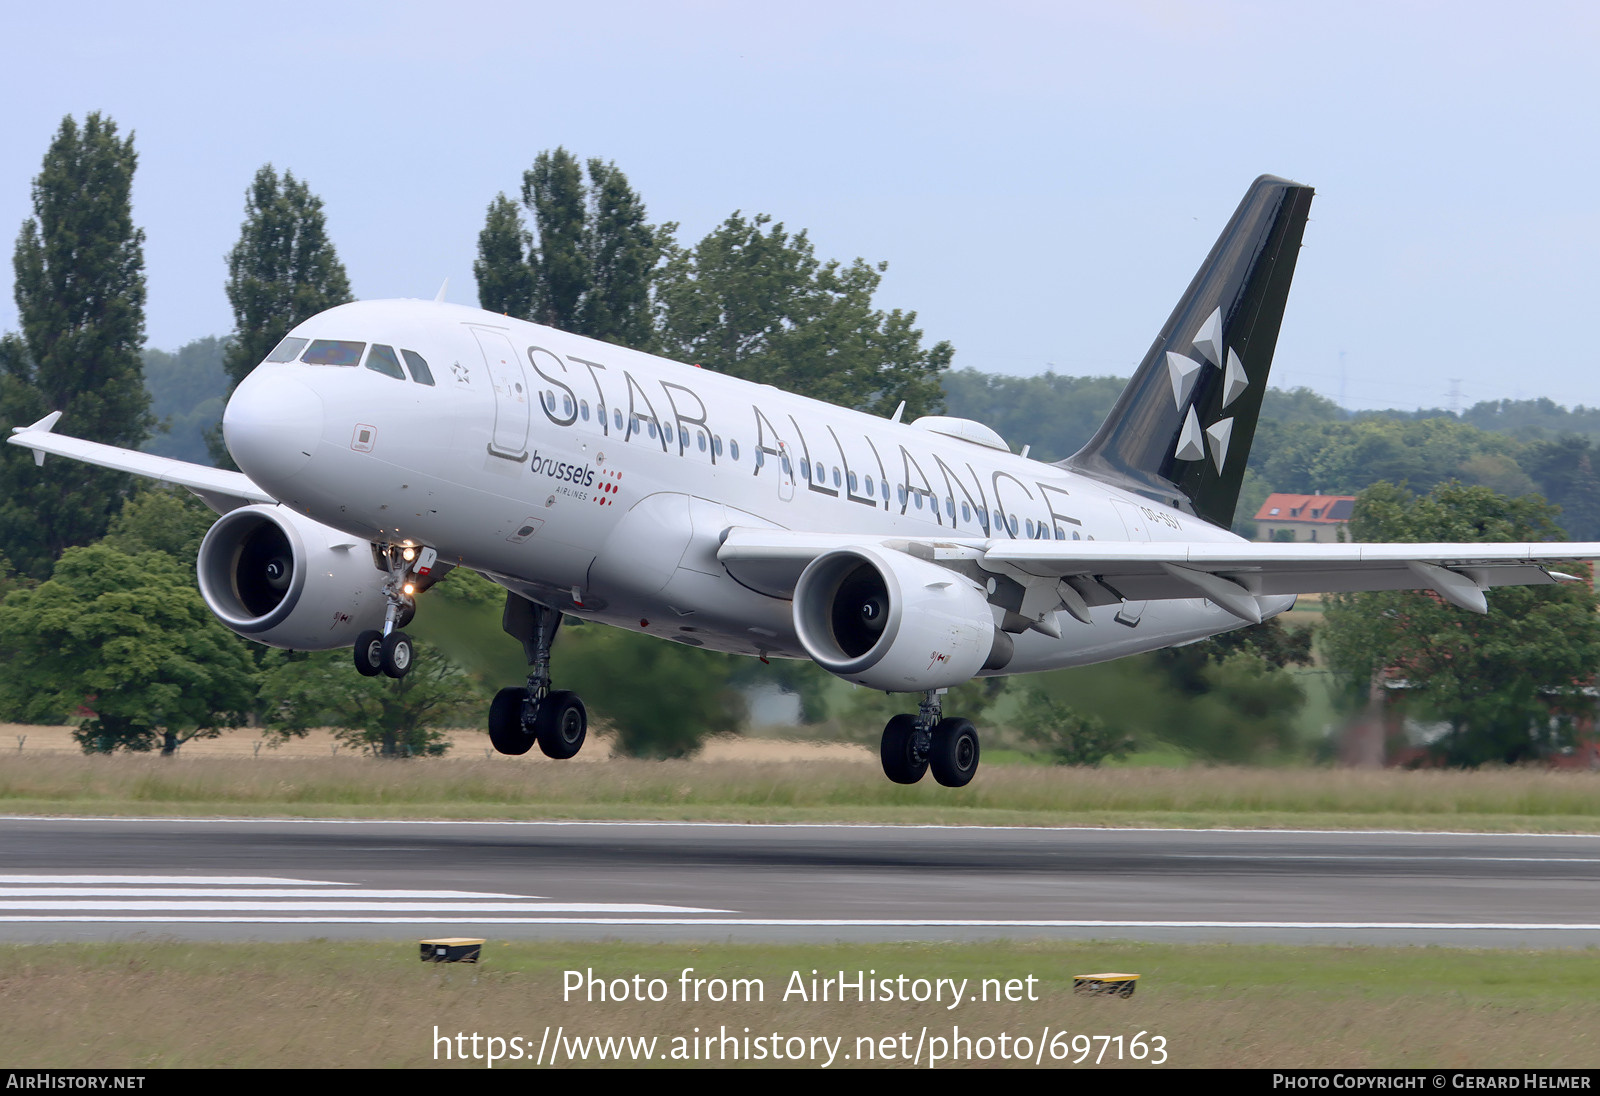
352, 543, 433, 679
880, 690, 981, 788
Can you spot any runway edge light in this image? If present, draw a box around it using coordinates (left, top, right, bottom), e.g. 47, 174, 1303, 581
420, 937, 484, 963
1074, 973, 1140, 998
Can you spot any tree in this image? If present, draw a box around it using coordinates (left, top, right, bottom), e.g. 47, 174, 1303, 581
0, 113, 152, 577
0, 545, 256, 754
657, 212, 952, 418
578, 158, 662, 349
477, 149, 667, 351
522, 148, 589, 331
1014, 691, 1132, 767
221, 166, 352, 390
473, 193, 535, 320
1322, 481, 1600, 765
257, 642, 480, 757
556, 624, 743, 758
940, 370, 1126, 462
142, 336, 229, 465
1522, 436, 1600, 542
100, 484, 216, 569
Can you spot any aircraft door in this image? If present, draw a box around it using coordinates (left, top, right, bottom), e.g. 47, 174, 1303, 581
470, 328, 530, 460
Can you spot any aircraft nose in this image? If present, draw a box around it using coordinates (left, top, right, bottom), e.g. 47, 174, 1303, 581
223, 370, 325, 487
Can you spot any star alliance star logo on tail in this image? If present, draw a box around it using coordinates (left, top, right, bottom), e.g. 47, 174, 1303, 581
1165, 305, 1248, 474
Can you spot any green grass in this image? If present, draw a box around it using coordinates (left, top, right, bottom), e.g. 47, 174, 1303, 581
5, 752, 1600, 830
5, 939, 1600, 1067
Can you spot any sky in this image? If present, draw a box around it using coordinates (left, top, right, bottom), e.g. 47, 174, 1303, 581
1, 0, 1596, 413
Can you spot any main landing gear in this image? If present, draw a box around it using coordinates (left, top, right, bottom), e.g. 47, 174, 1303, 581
353, 544, 424, 679
487, 595, 589, 760
880, 689, 980, 788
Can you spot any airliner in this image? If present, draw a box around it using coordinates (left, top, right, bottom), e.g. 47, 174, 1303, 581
11, 176, 1597, 787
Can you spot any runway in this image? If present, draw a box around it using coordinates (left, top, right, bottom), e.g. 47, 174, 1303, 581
4, 816, 1599, 945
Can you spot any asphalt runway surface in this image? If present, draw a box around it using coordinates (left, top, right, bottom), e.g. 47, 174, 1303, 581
3, 816, 1600, 946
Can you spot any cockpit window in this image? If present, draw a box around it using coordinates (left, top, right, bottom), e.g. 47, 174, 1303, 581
266, 336, 308, 363
301, 340, 365, 366
366, 344, 405, 380
401, 349, 435, 386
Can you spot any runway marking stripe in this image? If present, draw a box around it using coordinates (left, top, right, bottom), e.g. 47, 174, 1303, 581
0, 888, 533, 898
0, 874, 348, 885
0, 901, 729, 913
1175, 855, 1600, 863
2, 917, 1600, 929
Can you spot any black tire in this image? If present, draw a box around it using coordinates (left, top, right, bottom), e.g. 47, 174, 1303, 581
536, 690, 587, 760
880, 713, 928, 784
353, 630, 384, 677
929, 717, 980, 788
488, 687, 535, 755
380, 630, 414, 678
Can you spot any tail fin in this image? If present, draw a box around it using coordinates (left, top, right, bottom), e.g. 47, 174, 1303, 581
1061, 175, 1313, 528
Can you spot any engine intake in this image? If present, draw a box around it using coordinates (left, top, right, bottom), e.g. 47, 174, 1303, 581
793, 546, 1010, 691
197, 505, 388, 649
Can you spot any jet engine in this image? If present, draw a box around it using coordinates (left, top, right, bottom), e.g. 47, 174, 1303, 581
792, 546, 1012, 691
196, 504, 388, 650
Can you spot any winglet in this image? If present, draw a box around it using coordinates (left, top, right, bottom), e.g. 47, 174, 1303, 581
434, 278, 450, 303
11, 410, 63, 466
12, 410, 62, 435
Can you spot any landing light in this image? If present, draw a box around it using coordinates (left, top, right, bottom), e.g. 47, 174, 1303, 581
403, 583, 416, 596
402, 546, 416, 561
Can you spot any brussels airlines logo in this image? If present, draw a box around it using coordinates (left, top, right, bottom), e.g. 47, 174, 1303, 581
1165, 305, 1249, 474
529, 450, 596, 487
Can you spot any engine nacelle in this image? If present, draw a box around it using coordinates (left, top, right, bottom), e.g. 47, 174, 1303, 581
197, 504, 388, 650
792, 546, 1011, 691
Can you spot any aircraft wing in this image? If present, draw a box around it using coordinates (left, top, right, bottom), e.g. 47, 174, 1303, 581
717, 528, 1600, 623
7, 412, 274, 514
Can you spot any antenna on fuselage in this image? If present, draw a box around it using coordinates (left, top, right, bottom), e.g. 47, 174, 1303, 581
889, 400, 906, 423
433, 278, 449, 303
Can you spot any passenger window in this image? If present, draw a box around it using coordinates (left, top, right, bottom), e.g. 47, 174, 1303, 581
800, 459, 811, 479
698, 432, 707, 453
400, 349, 435, 385
266, 336, 308, 363
580, 400, 590, 421
614, 409, 624, 431
865, 475, 875, 495
730, 440, 740, 461
302, 340, 365, 366
848, 472, 858, 492
366, 344, 405, 380
832, 468, 841, 488
961, 502, 971, 523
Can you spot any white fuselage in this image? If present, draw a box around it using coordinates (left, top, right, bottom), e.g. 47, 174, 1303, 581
224, 299, 1273, 676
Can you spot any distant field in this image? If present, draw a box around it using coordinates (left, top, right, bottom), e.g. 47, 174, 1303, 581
5, 938, 1599, 1068
4, 724, 1600, 830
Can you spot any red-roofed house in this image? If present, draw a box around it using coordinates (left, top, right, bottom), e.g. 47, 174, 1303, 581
1253, 492, 1357, 542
